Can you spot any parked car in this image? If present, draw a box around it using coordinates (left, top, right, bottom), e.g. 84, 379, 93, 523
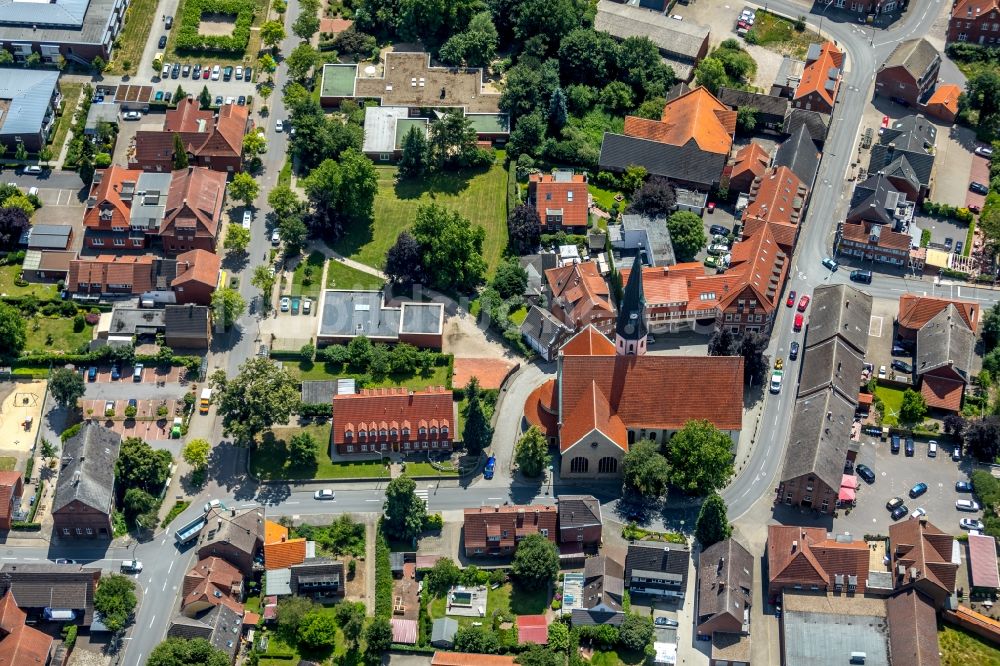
786, 290, 797, 307
708, 243, 729, 255
878, 365, 887, 379
956, 480, 973, 492
223, 66, 233, 81
133, 363, 143, 381
162, 62, 170, 77
945, 237, 953, 251
961, 518, 985, 530
237, 95, 246, 105
956, 241, 964, 255
856, 464, 876, 484
214, 95, 223, 106
953, 446, 963, 462
291, 297, 300, 314
789, 341, 799, 360
242, 209, 252, 229
654, 617, 679, 627
314, 489, 335, 500
821, 257, 839, 271
910, 507, 926, 519
850, 269, 872, 284
891, 434, 900, 454
891, 359, 912, 374
202, 67, 211, 79
975, 146, 994, 157
280, 297, 290, 312
909, 482, 928, 498
886, 496, 905, 511
956, 499, 981, 511
276, 119, 284, 132
484, 455, 496, 479
104, 400, 114, 413
87, 366, 97, 381
244, 66, 252, 81
797, 294, 811, 312
769, 369, 783, 394
123, 111, 142, 120
928, 440, 937, 457
193, 64, 201, 78
905, 437, 914, 457
891, 505, 909, 520
211, 64, 221, 80
182, 64, 190, 77
235, 66, 243, 79
111, 365, 120, 381
171, 63, 180, 79
164, 92, 172, 103
706, 202, 716, 213
155, 90, 164, 101
271, 229, 281, 244
303, 299, 312, 315
158, 35, 167, 48
709, 224, 728, 236
54, 559, 77, 565
121, 560, 143, 573
165, 14, 173, 28
128, 398, 137, 409
793, 313, 804, 332
891, 344, 909, 356
970, 181, 989, 195
203, 499, 222, 513
225, 96, 235, 105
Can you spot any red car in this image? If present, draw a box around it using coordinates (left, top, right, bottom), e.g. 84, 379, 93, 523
793, 313, 804, 331
797, 295, 811, 312
786, 290, 796, 307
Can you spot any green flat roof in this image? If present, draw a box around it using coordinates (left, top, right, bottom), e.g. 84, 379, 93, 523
394, 118, 429, 149
465, 113, 509, 134
321, 64, 358, 98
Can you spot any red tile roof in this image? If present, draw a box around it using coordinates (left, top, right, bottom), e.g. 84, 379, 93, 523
741, 166, 806, 241
926, 84, 960, 117
767, 525, 870, 594
795, 41, 844, 108
332, 387, 454, 447
136, 99, 249, 165
84, 165, 145, 230
162, 167, 227, 242
559, 325, 616, 356
529, 172, 589, 228
463, 505, 557, 553
182, 556, 245, 614
0, 591, 24, 634
898, 294, 979, 334
720, 223, 788, 314
921, 375, 965, 412
951, 0, 1000, 19
624, 87, 735, 155
0, 473, 21, 525
731, 142, 770, 182
68, 254, 156, 294
968, 534, 1000, 589
516, 615, 549, 644
841, 221, 912, 252
0, 591, 52, 666
889, 517, 959, 600
523, 379, 558, 438
173, 249, 221, 289
545, 262, 614, 330
620, 266, 690, 306
887, 588, 941, 666
165, 97, 215, 133
432, 653, 516, 666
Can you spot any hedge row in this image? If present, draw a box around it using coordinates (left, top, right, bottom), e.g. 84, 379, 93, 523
11, 522, 41, 531
921, 200, 974, 223
374, 528, 392, 619
176, 0, 255, 53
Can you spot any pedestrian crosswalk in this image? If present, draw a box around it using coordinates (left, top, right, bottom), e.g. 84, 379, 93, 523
415, 488, 430, 505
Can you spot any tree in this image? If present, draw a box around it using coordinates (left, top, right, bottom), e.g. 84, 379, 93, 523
174, 85, 186, 103
293, 9, 321, 39
966, 69, 1000, 119
694, 57, 727, 94
616, 36, 675, 100
627, 177, 675, 219
223, 224, 251, 253
427, 111, 484, 171
397, 125, 429, 179
383, 476, 427, 541
622, 439, 670, 497
558, 28, 620, 87
3, 194, 35, 218
517, 645, 560, 666
268, 184, 303, 219
667, 210, 707, 262
93, 574, 137, 633
943, 414, 967, 438
116, 437, 171, 495
334, 602, 366, 648
515, 426, 550, 478
123, 487, 157, 517
148, 638, 230, 666
297, 609, 337, 650
621, 165, 647, 194
289, 432, 318, 467
182, 438, 211, 470
333, 27, 378, 59
91, 55, 106, 73
738, 331, 769, 385
507, 111, 546, 159
618, 614, 653, 652
548, 86, 568, 130
363, 616, 393, 662
440, 12, 499, 67
454, 625, 502, 653
211, 287, 246, 329
736, 106, 759, 133
695, 492, 732, 547
39, 147, 53, 168
261, 20, 286, 47
49, 367, 86, 409
40, 439, 57, 462
492, 257, 528, 299
965, 417, 1000, 462
279, 215, 309, 252
708, 327, 737, 357
666, 420, 735, 495
13, 142, 26, 162
229, 172, 259, 207
214, 357, 301, 444
900, 388, 928, 425
983, 303, 1000, 352
513, 0, 581, 47
384, 231, 424, 284
303, 150, 377, 238
547, 621, 570, 651
199, 85, 212, 110
243, 130, 267, 158
462, 378, 492, 455
172, 133, 189, 169
507, 203, 542, 255
411, 204, 487, 292
634, 97, 666, 120
0, 207, 30, 250
251, 264, 276, 308
599, 81, 634, 114
512, 533, 559, 590
287, 43, 319, 80
425, 557, 461, 596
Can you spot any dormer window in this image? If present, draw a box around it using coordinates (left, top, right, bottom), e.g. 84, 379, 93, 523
402, 427, 410, 435
358, 431, 366, 439
345, 430, 353, 439
419, 427, 427, 435
369, 429, 376, 438
430, 427, 438, 435
391, 428, 398, 436
441, 426, 449, 435
379, 429, 387, 437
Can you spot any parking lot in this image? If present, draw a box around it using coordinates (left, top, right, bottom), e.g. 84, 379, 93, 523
863, 296, 913, 384
915, 211, 969, 251
84, 364, 188, 384
81, 398, 184, 442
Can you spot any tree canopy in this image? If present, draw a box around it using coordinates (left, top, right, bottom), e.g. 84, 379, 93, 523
507, 202, 542, 254
212, 357, 301, 444
229, 172, 259, 207
210, 287, 246, 329
303, 150, 378, 239
462, 378, 492, 455
0, 302, 26, 359
182, 438, 211, 470
667, 211, 707, 262
384, 231, 425, 284
622, 439, 670, 497
147, 638, 230, 666
512, 533, 559, 590
49, 367, 86, 409
627, 177, 676, 219
665, 420, 735, 495
93, 574, 137, 633
410, 204, 487, 292
383, 476, 427, 541
223, 224, 251, 253
695, 492, 732, 547
514, 425, 550, 477
116, 437, 171, 497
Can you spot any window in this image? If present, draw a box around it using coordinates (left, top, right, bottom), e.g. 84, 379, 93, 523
785, 493, 792, 505
402, 428, 410, 435
379, 153, 390, 161
113, 238, 125, 246
430, 427, 437, 435
86, 527, 93, 535
598, 456, 618, 474
347, 446, 353, 452
92, 238, 104, 246
75, 528, 82, 535
540, 529, 549, 537
502, 530, 508, 538
62, 528, 70, 535
419, 427, 427, 435
567, 191, 573, 202
379, 429, 387, 437
570, 457, 589, 473
390, 428, 398, 436
381, 443, 387, 450
545, 192, 552, 201
361, 445, 367, 452
725, 313, 733, 322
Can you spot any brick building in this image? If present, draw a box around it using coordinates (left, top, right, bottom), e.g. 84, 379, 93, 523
131, 99, 251, 173
463, 505, 557, 557
792, 42, 844, 114
544, 261, 615, 334
528, 171, 589, 232
948, 0, 1000, 44
331, 386, 456, 456
52, 424, 121, 539
767, 525, 870, 600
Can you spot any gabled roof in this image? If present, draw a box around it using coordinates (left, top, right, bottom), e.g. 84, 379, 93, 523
917, 305, 976, 383
599, 133, 728, 187
951, 0, 1000, 19
84, 165, 145, 229
870, 117, 935, 189
431, 653, 515, 666
68, 255, 157, 294
730, 142, 770, 183
520, 305, 571, 350
198, 507, 265, 565
773, 125, 820, 189
625, 543, 690, 583
889, 517, 958, 600
0, 591, 51, 666
796, 335, 866, 402
768, 525, 869, 592
583, 553, 625, 612
849, 172, 909, 227
0, 564, 100, 625
717, 87, 789, 118
173, 249, 221, 288
53, 423, 121, 515
794, 41, 843, 108
564, 381, 629, 450
0, 473, 21, 525
898, 294, 979, 333
558, 495, 602, 530
162, 168, 227, 240
332, 386, 454, 446
463, 505, 558, 552
781, 387, 855, 491
167, 604, 242, 661
804, 284, 873, 355
718, 222, 788, 313
698, 538, 753, 629
182, 556, 244, 614
841, 221, 912, 252
782, 108, 829, 144
529, 171, 589, 228
741, 166, 806, 240
887, 588, 941, 666
926, 84, 961, 116
881, 38, 940, 80
560, 325, 616, 356
545, 261, 614, 329
164, 304, 211, 339
624, 87, 735, 155
616, 254, 647, 342
263, 520, 308, 570
516, 615, 548, 645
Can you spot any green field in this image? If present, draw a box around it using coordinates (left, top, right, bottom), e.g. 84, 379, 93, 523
875, 384, 905, 427
402, 461, 458, 478
291, 250, 325, 299
0, 266, 58, 298
428, 582, 549, 627
0, 458, 15, 472
108, 0, 159, 74
325, 259, 385, 290
48, 82, 84, 158
282, 361, 451, 390
589, 649, 648, 666
940, 625, 1000, 666
333, 158, 509, 278
250, 423, 391, 481
24, 317, 94, 354
746, 10, 823, 59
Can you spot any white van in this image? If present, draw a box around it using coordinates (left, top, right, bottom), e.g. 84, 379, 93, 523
242, 209, 252, 229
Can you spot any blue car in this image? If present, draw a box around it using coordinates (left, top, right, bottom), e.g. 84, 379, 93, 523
909, 482, 928, 498
484, 456, 496, 480
111, 365, 120, 381
87, 367, 97, 382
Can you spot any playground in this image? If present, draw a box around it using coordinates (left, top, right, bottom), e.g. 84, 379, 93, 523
0, 380, 46, 459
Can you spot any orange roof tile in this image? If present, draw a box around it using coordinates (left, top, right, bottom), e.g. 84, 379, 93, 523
620, 266, 689, 306
68, 254, 156, 294
432, 653, 516, 666
562, 380, 628, 451
951, 0, 1000, 19
0, 591, 24, 634
742, 167, 806, 227
529, 172, 589, 228
84, 165, 145, 230
795, 42, 844, 108
624, 87, 734, 155
731, 142, 770, 181
768, 525, 870, 593
559, 326, 616, 357
0, 473, 21, 525
264, 520, 287, 545
264, 538, 308, 570
898, 294, 979, 334
719, 224, 788, 313
0, 591, 51, 666
841, 221, 911, 252
545, 262, 614, 330
927, 84, 961, 116
523, 379, 558, 438
463, 505, 557, 552
921, 375, 965, 412
889, 517, 959, 599
333, 387, 454, 447
173, 249, 221, 289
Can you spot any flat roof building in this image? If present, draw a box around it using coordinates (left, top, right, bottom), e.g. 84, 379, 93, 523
0, 69, 60, 152
781, 593, 890, 666
0, 0, 128, 64
317, 290, 444, 349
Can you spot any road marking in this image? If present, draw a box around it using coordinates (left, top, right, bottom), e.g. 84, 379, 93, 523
364, 499, 380, 502
162, 578, 168, 591
148, 615, 156, 629
24, 558, 37, 561
286, 501, 299, 505
167, 561, 173, 575
0, 558, 14, 560
487, 497, 503, 501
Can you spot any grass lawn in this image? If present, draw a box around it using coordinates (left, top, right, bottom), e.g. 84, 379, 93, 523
747, 10, 823, 59
589, 649, 648, 666
0, 458, 15, 472
875, 384, 905, 427
290, 250, 325, 299
403, 461, 458, 477
108, 0, 159, 74
939, 624, 1000, 666
588, 184, 625, 212
23, 317, 94, 354
258, 604, 357, 666
0, 265, 58, 298
429, 582, 549, 627
509, 305, 528, 326
283, 361, 451, 389
325, 259, 385, 290
250, 423, 390, 481
333, 157, 509, 278
48, 82, 84, 155
164, 0, 271, 66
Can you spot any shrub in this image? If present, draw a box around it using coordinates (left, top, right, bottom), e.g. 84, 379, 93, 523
61, 624, 77, 649
175, 0, 256, 53
375, 528, 392, 618
423, 513, 443, 530
73, 314, 85, 332
60, 423, 81, 442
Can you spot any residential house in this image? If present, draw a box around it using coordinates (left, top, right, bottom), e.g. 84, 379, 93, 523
875, 39, 958, 122
263, 520, 308, 571
544, 261, 615, 334
362, 106, 428, 161
182, 556, 244, 617
0, 563, 101, 625
520, 304, 572, 362
557, 495, 602, 551
68, 255, 175, 298
167, 604, 243, 664
520, 253, 558, 302
131, 99, 251, 173
159, 167, 229, 252
773, 124, 821, 191
289, 559, 345, 598
782, 107, 830, 146
0, 70, 60, 152
163, 304, 212, 349
593, 0, 710, 81
766, 525, 870, 599
697, 538, 753, 638
0, 473, 22, 531
889, 517, 959, 607
599, 87, 735, 190
331, 386, 456, 456
837, 219, 914, 266
0, 0, 128, 64
846, 172, 915, 230
196, 507, 265, 575
609, 214, 676, 267
19, 250, 74, 284
897, 294, 980, 340
0, 589, 54, 665
528, 171, 589, 232
773, 56, 805, 98
868, 115, 936, 201
776, 285, 873, 514
886, 588, 942, 666
727, 142, 771, 194
948, 0, 1000, 44
316, 290, 444, 349
717, 88, 789, 133
924, 84, 962, 124
463, 505, 558, 557
916, 305, 976, 412
740, 166, 808, 251
792, 42, 844, 114
571, 554, 625, 627
625, 543, 691, 599
52, 423, 121, 539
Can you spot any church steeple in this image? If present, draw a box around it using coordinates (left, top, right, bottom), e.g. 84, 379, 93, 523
616, 254, 647, 356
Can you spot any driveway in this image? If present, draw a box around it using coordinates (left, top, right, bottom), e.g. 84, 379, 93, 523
967, 152, 991, 210
914, 212, 968, 251
931, 122, 977, 208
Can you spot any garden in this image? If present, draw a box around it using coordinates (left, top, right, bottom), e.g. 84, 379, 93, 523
249, 422, 391, 481
290, 250, 325, 299
174, 0, 257, 53
325, 258, 384, 291
744, 10, 821, 59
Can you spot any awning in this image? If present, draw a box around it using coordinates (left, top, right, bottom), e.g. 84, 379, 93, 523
841, 474, 858, 489
839, 474, 858, 502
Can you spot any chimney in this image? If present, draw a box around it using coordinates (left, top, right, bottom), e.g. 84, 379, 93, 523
791, 540, 798, 553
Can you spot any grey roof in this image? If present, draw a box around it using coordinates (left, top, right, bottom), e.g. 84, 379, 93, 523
109, 306, 165, 336
319, 290, 399, 340
164, 304, 210, 339
697, 538, 753, 629
775, 57, 805, 89
363, 106, 419, 154
620, 214, 676, 267
0, 0, 88, 27
521, 253, 558, 297
199, 507, 264, 560
0, 0, 124, 47
0, 563, 100, 625
26, 224, 72, 250
796, 336, 866, 402
572, 607, 625, 626
665, 82, 691, 102
265, 568, 292, 596
521, 305, 571, 349
431, 618, 458, 645
129, 172, 171, 230
782, 108, 829, 144
882, 114, 937, 151
717, 87, 789, 120
804, 284, 873, 355
781, 387, 854, 490
869, 120, 936, 189
882, 38, 940, 80
594, 0, 709, 60
559, 495, 602, 530
0, 69, 58, 138
301, 380, 340, 405
583, 554, 625, 612
168, 604, 243, 661
773, 125, 820, 190
917, 305, 976, 382
874, 153, 922, 193
85, 103, 120, 133
600, 133, 727, 187
625, 543, 691, 583
782, 595, 889, 666
400, 302, 444, 334
290, 558, 344, 595
54, 423, 121, 515
848, 172, 906, 226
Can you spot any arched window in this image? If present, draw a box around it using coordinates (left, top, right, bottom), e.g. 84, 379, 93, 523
598, 456, 618, 474
570, 457, 589, 474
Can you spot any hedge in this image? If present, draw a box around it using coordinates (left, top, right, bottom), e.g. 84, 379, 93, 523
375, 527, 392, 619
26, 481, 43, 523
60, 423, 82, 443
298, 402, 332, 418
176, 0, 256, 53
11, 522, 41, 531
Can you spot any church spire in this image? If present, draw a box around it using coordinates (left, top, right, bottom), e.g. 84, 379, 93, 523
615, 254, 647, 356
